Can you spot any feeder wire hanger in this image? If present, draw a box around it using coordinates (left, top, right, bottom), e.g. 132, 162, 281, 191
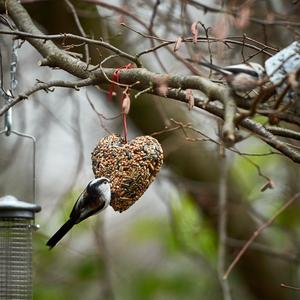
0, 38, 37, 209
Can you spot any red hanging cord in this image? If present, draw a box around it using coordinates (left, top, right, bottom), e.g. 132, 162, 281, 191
107, 63, 134, 143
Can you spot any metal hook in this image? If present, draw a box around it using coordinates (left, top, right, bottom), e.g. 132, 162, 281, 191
4, 108, 12, 136
3, 91, 12, 136
0, 22, 37, 218
1, 39, 18, 136
0, 130, 37, 204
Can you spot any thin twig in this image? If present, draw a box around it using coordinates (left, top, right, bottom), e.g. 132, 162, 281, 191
218, 155, 232, 300
149, 0, 160, 33
64, 0, 90, 64
281, 283, 300, 291
0, 78, 94, 115
120, 23, 275, 57
186, 0, 300, 27
226, 238, 300, 263
0, 29, 141, 66
223, 193, 300, 280
93, 218, 115, 300
85, 90, 119, 134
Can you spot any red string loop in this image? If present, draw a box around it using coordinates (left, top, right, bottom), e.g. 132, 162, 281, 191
107, 63, 134, 143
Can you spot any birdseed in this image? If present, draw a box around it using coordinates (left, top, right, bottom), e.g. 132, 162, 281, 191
91, 134, 163, 212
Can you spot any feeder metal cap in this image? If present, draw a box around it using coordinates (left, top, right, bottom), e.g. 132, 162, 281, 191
0, 195, 41, 219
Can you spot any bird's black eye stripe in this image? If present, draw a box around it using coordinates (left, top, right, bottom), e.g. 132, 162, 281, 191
98, 178, 108, 184
223, 67, 259, 78
88, 178, 109, 191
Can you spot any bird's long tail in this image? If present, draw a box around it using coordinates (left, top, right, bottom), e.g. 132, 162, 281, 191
46, 219, 75, 249
186, 59, 230, 75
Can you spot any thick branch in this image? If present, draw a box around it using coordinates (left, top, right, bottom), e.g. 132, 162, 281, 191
0, 0, 258, 146
1, 0, 300, 164
0, 1, 229, 97
266, 126, 300, 141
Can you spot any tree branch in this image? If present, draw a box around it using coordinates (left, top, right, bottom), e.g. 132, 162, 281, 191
0, 78, 95, 116
1, 0, 300, 164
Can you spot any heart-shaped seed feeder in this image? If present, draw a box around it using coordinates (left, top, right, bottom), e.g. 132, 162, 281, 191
91, 134, 163, 212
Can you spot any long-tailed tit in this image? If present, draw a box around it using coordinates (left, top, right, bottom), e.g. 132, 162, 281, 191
46, 177, 111, 249
188, 59, 265, 92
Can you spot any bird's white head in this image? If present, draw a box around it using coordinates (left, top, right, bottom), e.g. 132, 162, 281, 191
88, 177, 111, 207
248, 62, 265, 78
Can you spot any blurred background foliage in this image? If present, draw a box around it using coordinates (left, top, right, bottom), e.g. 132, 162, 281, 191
33, 196, 222, 300
1, 0, 300, 300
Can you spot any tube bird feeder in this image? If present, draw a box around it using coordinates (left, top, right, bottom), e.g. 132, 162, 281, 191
0, 195, 41, 300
